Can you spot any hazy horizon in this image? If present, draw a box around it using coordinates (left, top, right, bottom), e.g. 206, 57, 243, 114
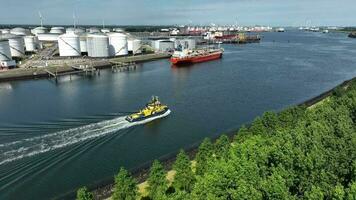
1, 0, 355, 26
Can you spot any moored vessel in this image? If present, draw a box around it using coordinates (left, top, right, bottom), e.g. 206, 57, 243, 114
125, 96, 170, 123
170, 48, 223, 65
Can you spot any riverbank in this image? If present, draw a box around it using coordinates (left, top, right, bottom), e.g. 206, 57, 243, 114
0, 53, 170, 83
70, 76, 356, 200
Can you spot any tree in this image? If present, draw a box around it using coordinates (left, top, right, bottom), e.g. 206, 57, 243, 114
147, 160, 168, 199
305, 186, 324, 200
261, 111, 279, 132
214, 134, 230, 160
173, 150, 195, 192
262, 172, 294, 200
76, 187, 93, 200
347, 182, 356, 200
195, 138, 214, 176
112, 167, 138, 200
332, 184, 345, 200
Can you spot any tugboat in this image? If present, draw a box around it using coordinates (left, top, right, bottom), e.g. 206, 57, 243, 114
170, 48, 223, 65
125, 96, 170, 123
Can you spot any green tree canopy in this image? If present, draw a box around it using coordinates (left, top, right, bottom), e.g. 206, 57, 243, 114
147, 160, 168, 199
172, 150, 195, 192
195, 138, 214, 176
112, 167, 138, 200
214, 134, 230, 160
76, 187, 93, 200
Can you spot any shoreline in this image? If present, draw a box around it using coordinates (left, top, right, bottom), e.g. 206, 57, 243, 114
55, 76, 356, 200
0, 53, 171, 83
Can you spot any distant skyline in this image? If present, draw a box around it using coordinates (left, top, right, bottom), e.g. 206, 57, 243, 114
1, 0, 355, 26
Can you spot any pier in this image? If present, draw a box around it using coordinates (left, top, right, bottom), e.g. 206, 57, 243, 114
0, 53, 171, 82
110, 61, 137, 72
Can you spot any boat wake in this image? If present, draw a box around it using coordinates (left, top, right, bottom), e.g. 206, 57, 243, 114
0, 110, 171, 166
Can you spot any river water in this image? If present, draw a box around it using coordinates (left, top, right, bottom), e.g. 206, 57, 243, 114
0, 31, 356, 199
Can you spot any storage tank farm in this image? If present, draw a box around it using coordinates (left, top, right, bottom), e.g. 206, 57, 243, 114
58, 32, 81, 57
108, 32, 128, 56
86, 33, 109, 58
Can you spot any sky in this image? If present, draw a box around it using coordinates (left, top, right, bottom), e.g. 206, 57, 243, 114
0, 0, 355, 26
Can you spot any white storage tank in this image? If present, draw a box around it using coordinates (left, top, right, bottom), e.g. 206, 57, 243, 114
58, 32, 81, 57
24, 35, 38, 52
37, 33, 60, 42
10, 27, 29, 36
66, 28, 85, 34
0, 39, 12, 61
87, 33, 109, 58
89, 27, 100, 33
50, 27, 65, 34
157, 40, 174, 52
184, 39, 196, 50
176, 39, 196, 50
8, 36, 25, 57
1, 29, 10, 34
79, 33, 88, 53
108, 32, 128, 56
31, 27, 48, 35
128, 39, 142, 54
113, 28, 125, 33
101, 28, 110, 33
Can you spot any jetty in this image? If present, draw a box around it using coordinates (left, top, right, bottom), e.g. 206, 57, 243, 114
0, 53, 171, 82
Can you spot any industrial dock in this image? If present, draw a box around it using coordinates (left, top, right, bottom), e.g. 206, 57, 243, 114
0, 25, 266, 82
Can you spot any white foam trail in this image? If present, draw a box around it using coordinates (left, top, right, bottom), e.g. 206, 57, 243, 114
0, 110, 171, 166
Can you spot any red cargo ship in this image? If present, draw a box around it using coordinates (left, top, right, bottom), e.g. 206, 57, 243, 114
170, 48, 223, 65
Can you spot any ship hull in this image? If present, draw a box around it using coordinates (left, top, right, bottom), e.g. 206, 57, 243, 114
170, 51, 223, 65
126, 107, 170, 123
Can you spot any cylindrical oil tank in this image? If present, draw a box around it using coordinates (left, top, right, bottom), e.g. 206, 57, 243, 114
87, 33, 109, 58
178, 39, 196, 50
66, 28, 85, 34
128, 39, 142, 54
1, 29, 10, 34
79, 33, 88, 53
50, 27, 65, 34
58, 32, 81, 57
37, 33, 60, 42
89, 27, 100, 33
101, 28, 111, 33
113, 28, 125, 33
10, 27, 29, 36
0, 39, 12, 61
151, 40, 164, 50
24, 35, 38, 52
8, 36, 25, 57
31, 27, 48, 35
158, 40, 174, 52
108, 32, 128, 56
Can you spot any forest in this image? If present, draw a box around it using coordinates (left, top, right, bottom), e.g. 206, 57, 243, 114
77, 79, 356, 200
